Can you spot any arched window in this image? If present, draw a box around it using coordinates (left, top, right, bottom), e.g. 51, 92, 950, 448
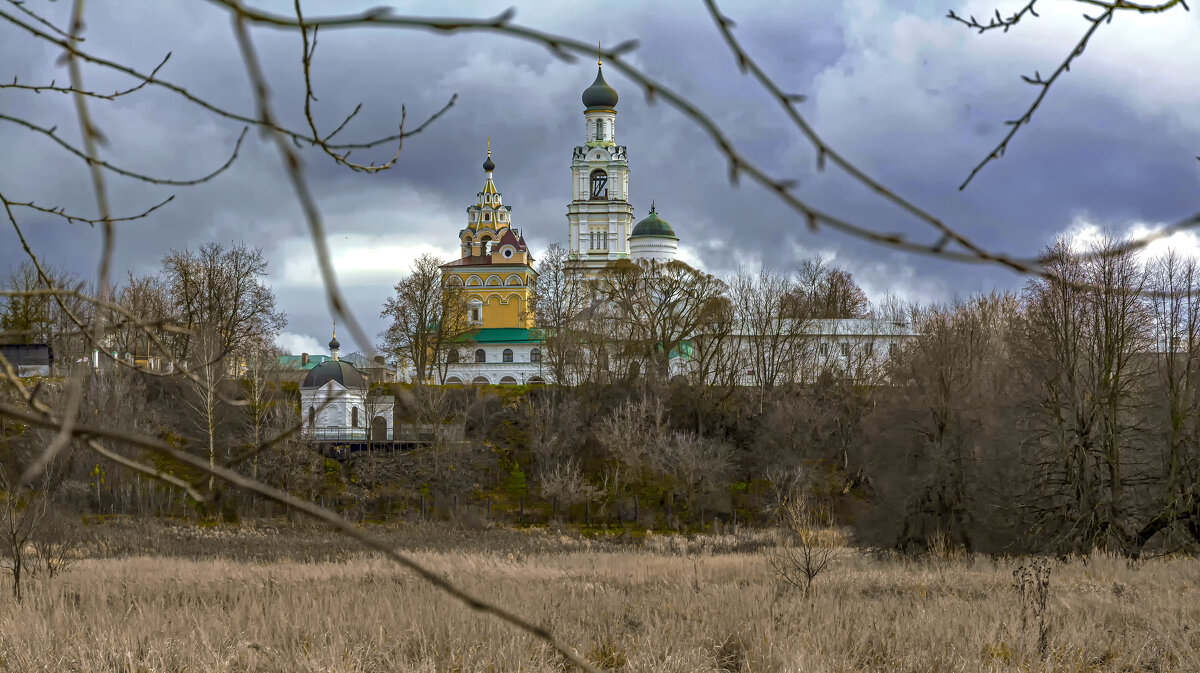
475, 349, 486, 363
530, 348, 542, 363
308, 406, 315, 427
448, 350, 459, 363
589, 169, 608, 200
503, 348, 513, 363
595, 119, 603, 140
351, 406, 359, 427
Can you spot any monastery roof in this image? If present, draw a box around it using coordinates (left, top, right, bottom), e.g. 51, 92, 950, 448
441, 256, 534, 268
302, 360, 366, 389
456, 328, 545, 344
278, 354, 331, 370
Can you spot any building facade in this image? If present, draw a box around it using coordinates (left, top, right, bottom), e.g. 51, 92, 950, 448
432, 144, 547, 385
440, 142, 538, 330
300, 332, 394, 440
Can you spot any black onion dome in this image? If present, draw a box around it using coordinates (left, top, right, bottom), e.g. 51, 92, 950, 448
483, 153, 495, 172
302, 360, 365, 389
328, 334, 340, 350
582, 66, 618, 110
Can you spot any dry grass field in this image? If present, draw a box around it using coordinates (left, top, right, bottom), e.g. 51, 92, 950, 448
0, 523, 1197, 672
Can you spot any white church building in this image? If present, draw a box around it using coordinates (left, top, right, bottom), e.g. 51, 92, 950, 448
300, 331, 394, 440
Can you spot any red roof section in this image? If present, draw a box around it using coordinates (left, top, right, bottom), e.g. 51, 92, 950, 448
442, 255, 493, 267
496, 229, 520, 248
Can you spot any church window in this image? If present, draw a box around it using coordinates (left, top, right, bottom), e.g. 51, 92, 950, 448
308, 406, 315, 427
530, 348, 542, 363
865, 342, 874, 357
503, 348, 513, 363
596, 119, 603, 140
840, 343, 850, 357
471, 307, 481, 322
448, 350, 459, 363
484, 213, 490, 222
819, 343, 830, 356
352, 406, 359, 427
589, 231, 608, 250
475, 349, 486, 363
590, 169, 608, 199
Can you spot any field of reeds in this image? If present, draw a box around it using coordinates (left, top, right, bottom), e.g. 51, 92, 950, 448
0, 521, 1197, 672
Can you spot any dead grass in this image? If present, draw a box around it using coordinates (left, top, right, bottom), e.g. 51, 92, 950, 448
0, 524, 1196, 672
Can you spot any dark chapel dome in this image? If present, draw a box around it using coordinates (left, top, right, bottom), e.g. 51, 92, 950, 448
582, 65, 619, 111
302, 360, 365, 389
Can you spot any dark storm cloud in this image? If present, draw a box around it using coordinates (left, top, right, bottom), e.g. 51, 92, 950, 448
2, 0, 1198, 352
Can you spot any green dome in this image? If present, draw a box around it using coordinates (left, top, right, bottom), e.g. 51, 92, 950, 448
582, 66, 618, 110
630, 204, 676, 239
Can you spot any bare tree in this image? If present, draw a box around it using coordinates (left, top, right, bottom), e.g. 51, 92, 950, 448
111, 272, 171, 370
161, 242, 286, 366
595, 259, 728, 381
379, 254, 471, 385
0, 459, 59, 602
1020, 237, 1153, 552
731, 267, 810, 409
532, 243, 590, 385
1128, 251, 1200, 548
765, 492, 841, 597
795, 258, 869, 320
879, 293, 1021, 552
239, 340, 284, 512
0, 261, 54, 344
181, 327, 227, 496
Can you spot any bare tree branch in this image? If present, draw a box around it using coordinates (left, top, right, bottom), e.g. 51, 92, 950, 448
5, 194, 175, 227
950, 0, 1189, 190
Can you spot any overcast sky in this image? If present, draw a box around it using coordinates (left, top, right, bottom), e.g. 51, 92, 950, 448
2, 0, 1198, 355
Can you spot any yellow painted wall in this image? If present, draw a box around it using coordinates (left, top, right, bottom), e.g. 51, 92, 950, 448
447, 270, 535, 329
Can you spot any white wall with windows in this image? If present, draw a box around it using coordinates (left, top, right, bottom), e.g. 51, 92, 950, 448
300, 380, 394, 441
440, 343, 546, 385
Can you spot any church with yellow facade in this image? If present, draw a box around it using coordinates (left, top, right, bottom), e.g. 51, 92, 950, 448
439, 143, 547, 385
437, 55, 680, 385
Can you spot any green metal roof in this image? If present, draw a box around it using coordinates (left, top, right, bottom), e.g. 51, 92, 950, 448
630, 204, 677, 239
278, 354, 331, 371
457, 328, 545, 344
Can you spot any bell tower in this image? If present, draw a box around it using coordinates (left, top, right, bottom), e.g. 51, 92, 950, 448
566, 47, 634, 275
